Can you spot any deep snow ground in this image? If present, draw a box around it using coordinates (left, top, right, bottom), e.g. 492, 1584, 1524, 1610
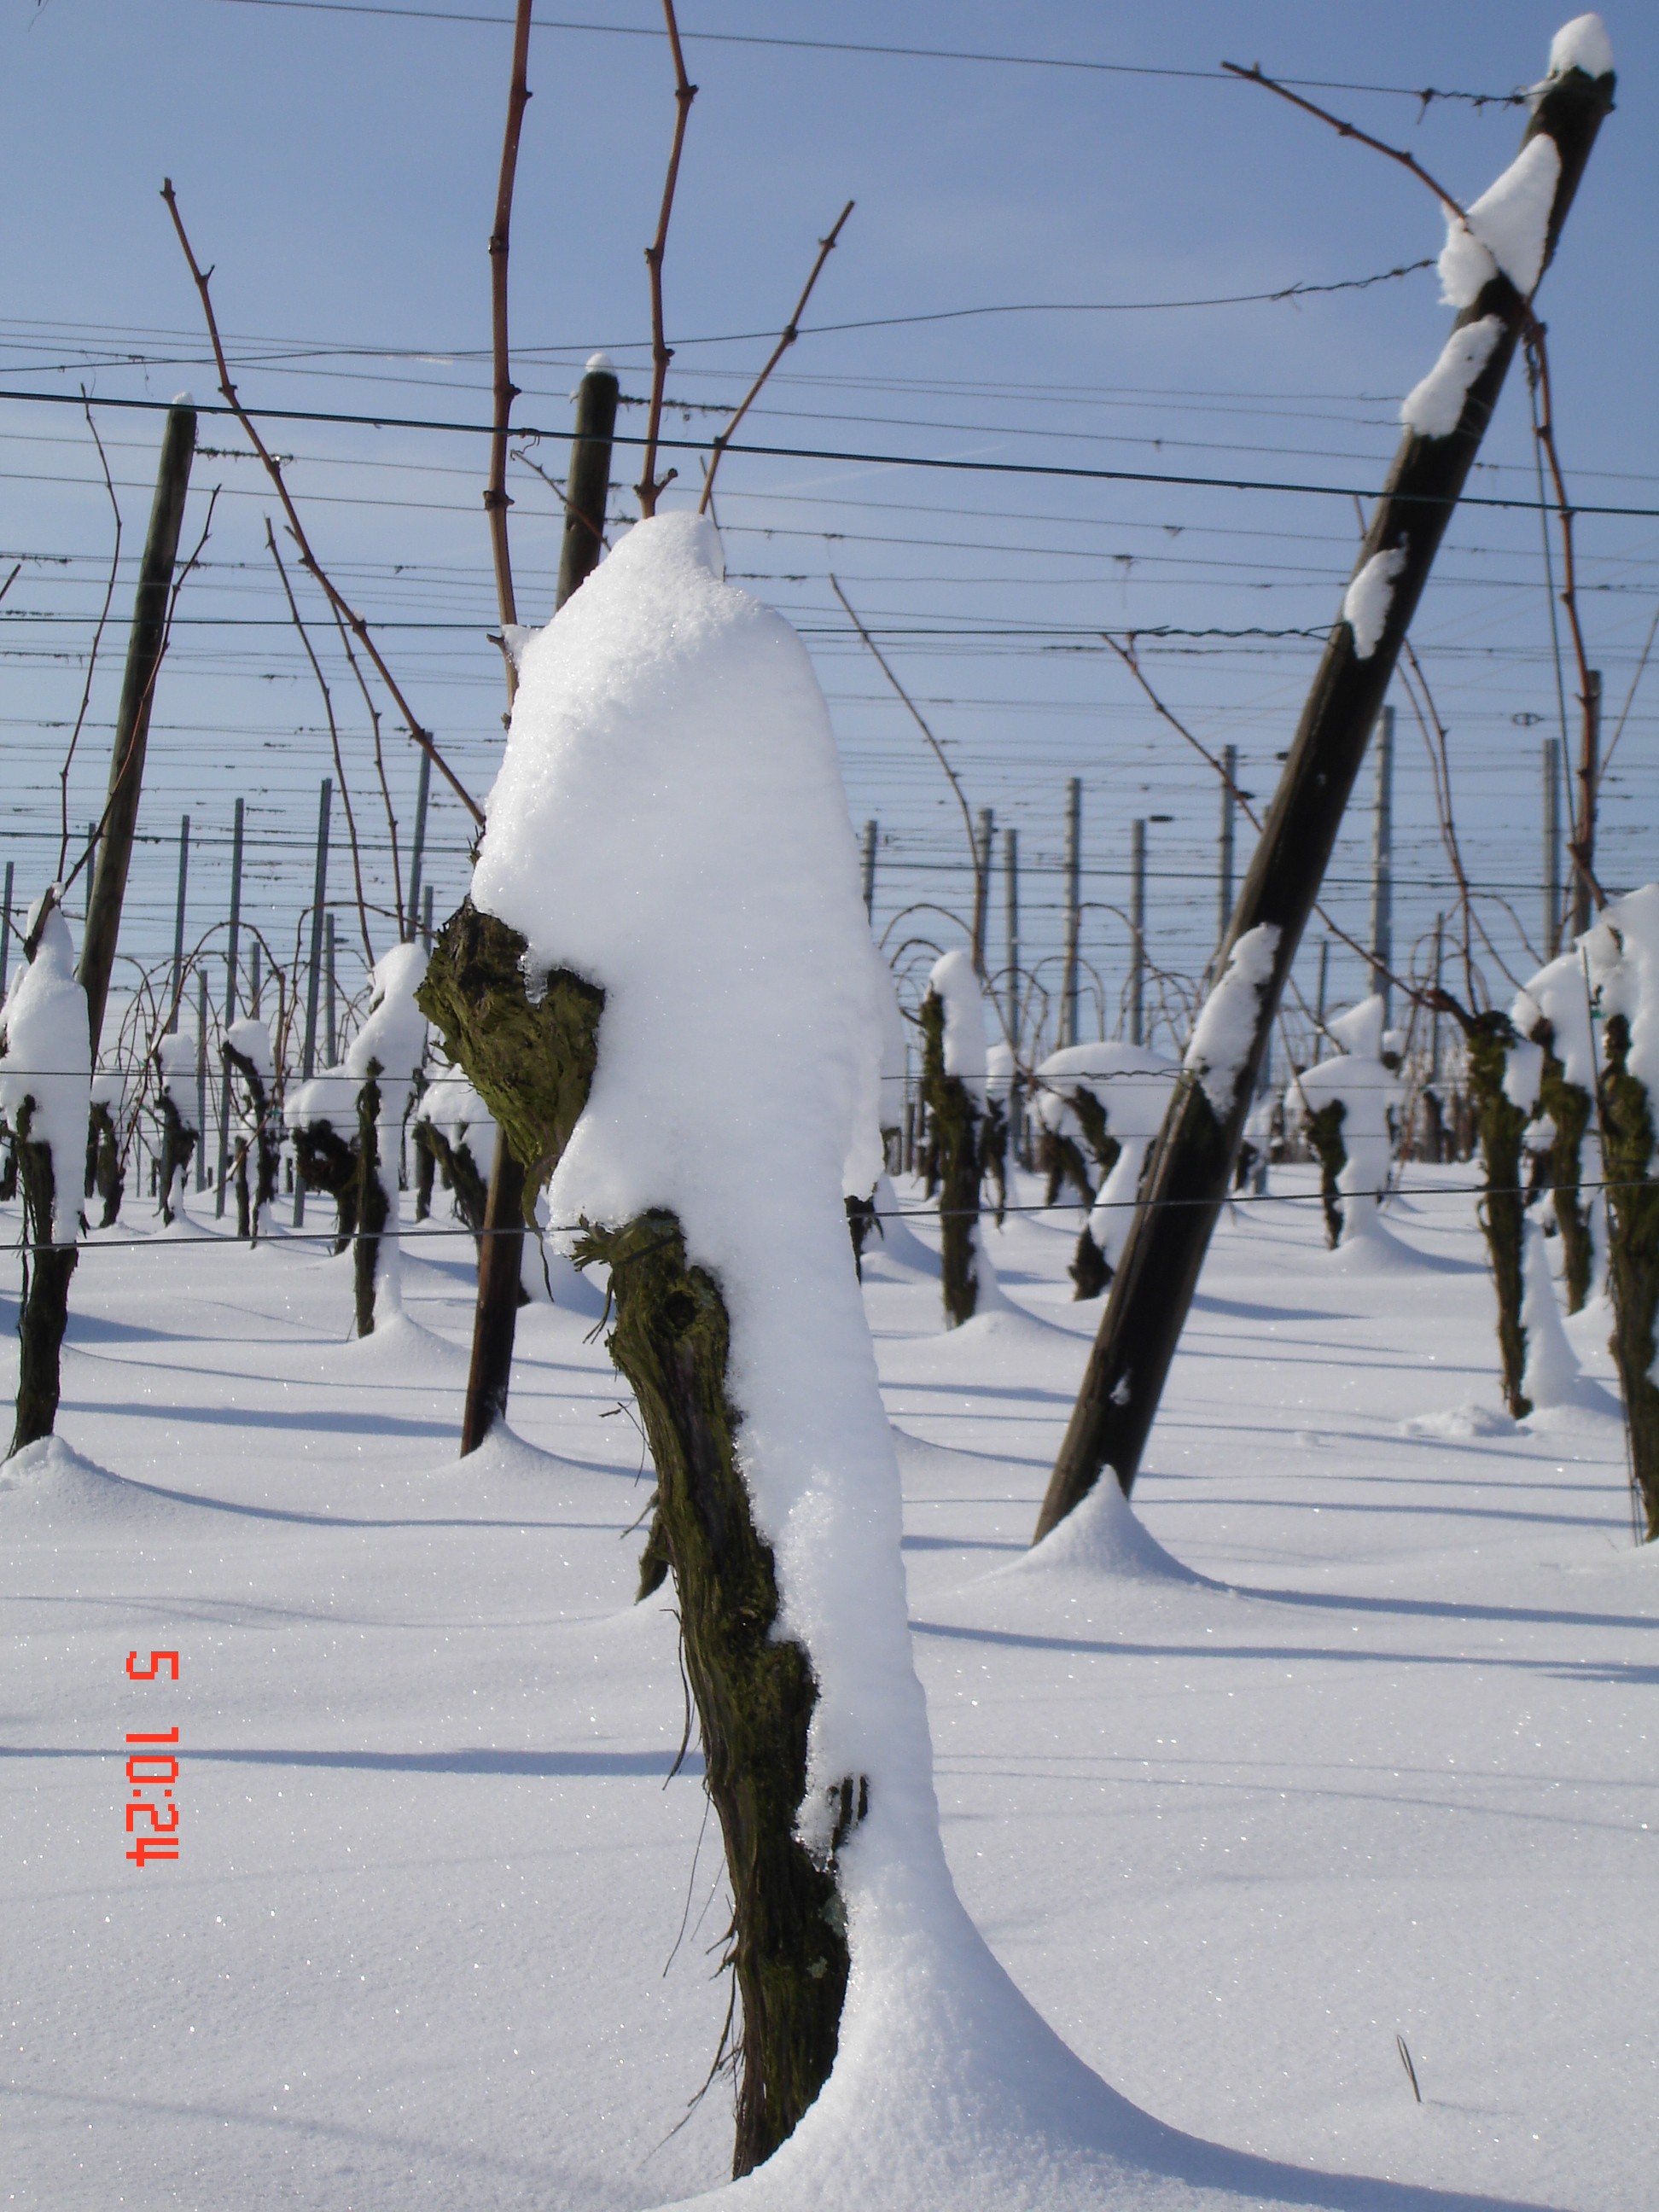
1, 1167, 1653, 2210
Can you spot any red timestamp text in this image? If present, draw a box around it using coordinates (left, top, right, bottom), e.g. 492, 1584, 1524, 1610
125, 1650, 181, 1866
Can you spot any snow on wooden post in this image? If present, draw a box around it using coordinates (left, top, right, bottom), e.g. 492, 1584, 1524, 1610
79, 399, 196, 1057
1035, 32, 1615, 1537
462, 355, 619, 1456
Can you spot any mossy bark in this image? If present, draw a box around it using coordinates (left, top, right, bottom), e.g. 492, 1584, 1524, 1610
416, 898, 602, 1202
419, 896, 857, 2173
412, 1122, 437, 1222
1465, 1016, 1531, 1420
1304, 1097, 1348, 1249
154, 1094, 196, 1225
9, 1113, 78, 1457
918, 989, 982, 1327
1597, 1011, 1659, 1539
578, 1212, 855, 2173
979, 1096, 1008, 1227
1528, 1021, 1594, 1313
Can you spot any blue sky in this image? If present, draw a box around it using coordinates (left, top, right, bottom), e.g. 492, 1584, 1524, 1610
2, 2, 1654, 1052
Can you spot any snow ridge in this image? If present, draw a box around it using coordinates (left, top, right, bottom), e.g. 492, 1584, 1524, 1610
1401, 315, 1502, 439
1342, 544, 1406, 660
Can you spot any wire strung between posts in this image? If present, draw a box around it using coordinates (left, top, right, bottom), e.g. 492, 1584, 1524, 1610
3, 387, 1656, 521
8, 1173, 1652, 1257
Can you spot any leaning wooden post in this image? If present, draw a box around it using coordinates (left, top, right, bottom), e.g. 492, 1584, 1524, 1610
1035, 43, 1615, 1540
461, 357, 618, 1454
79, 400, 197, 1056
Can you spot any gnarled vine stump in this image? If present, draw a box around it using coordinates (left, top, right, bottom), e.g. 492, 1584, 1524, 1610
418, 897, 857, 2172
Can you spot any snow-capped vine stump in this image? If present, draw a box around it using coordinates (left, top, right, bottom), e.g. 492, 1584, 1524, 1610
1535, 1033, 1595, 1313
223, 1038, 280, 1243
1, 905, 90, 1458
918, 986, 981, 1325
1304, 1097, 1348, 1249
1596, 1011, 1659, 1537
84, 1099, 123, 1228
154, 1090, 197, 1227
10, 1120, 78, 1457
419, 891, 855, 2173
288, 1120, 359, 1254
1461, 1011, 1532, 1419
352, 1070, 390, 1338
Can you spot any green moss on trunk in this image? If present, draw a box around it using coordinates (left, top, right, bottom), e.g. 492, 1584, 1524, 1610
1465, 1016, 1531, 1420
577, 1212, 853, 2173
421, 895, 858, 2170
1528, 1023, 1594, 1313
919, 989, 982, 1327
1597, 1011, 1659, 1540
416, 898, 602, 1205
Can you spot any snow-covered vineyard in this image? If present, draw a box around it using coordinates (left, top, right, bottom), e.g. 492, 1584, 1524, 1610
3, 8, 1656, 2210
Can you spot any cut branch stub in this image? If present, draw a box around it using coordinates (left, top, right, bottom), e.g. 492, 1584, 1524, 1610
415, 897, 602, 1210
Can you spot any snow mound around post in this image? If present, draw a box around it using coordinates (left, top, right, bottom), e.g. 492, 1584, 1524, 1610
0, 904, 91, 1243
0, 1435, 192, 1528
1006, 1469, 1202, 1588
471, 510, 1350, 2210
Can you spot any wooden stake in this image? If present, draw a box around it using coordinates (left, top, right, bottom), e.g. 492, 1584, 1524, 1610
462, 358, 618, 1454
214, 797, 244, 1217
79, 401, 196, 1057
1034, 49, 1614, 1540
